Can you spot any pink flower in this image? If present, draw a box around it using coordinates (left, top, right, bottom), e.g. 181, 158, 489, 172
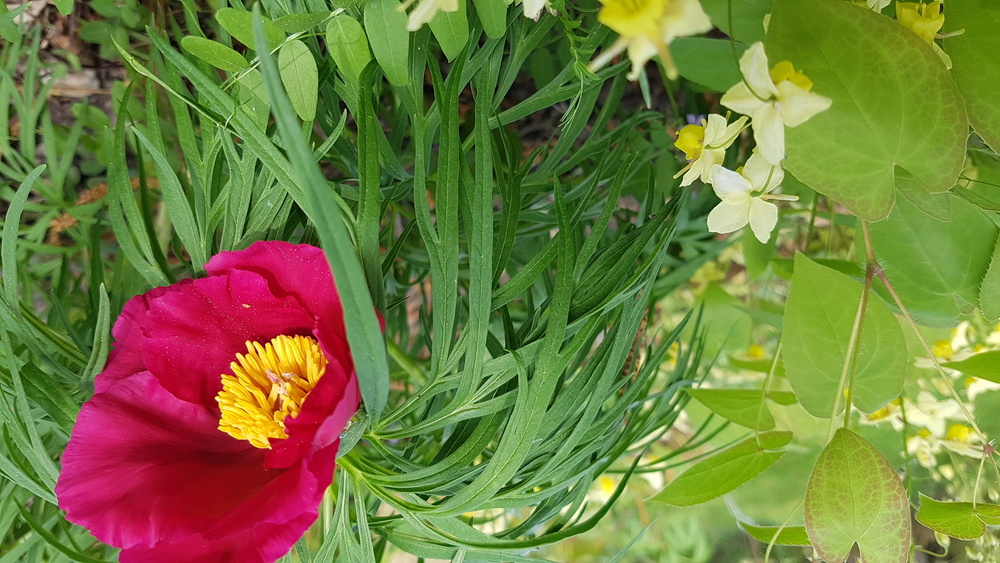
56, 241, 361, 563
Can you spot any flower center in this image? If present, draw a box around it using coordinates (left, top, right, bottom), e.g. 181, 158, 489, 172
769, 61, 813, 91
216, 335, 327, 449
674, 124, 705, 161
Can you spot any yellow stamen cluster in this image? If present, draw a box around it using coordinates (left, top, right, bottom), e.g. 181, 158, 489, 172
769, 61, 813, 92
216, 335, 327, 449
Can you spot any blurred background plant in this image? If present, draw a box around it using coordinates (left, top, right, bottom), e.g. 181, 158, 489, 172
2, 0, 1000, 561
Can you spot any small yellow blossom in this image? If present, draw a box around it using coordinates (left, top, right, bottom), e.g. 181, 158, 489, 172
896, 1, 951, 67
932, 339, 954, 360
673, 114, 749, 186
590, 0, 712, 81
897, 1, 944, 43
721, 43, 832, 165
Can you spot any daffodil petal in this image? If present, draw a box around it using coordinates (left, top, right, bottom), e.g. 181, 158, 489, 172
708, 200, 752, 234
776, 82, 832, 127
710, 165, 752, 203
751, 103, 785, 165
748, 197, 779, 243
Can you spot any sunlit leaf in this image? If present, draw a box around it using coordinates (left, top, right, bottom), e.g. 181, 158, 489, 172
916, 494, 1000, 540
980, 241, 1000, 322
767, 0, 967, 221
945, 0, 1000, 153
672, 38, 745, 92
686, 388, 775, 430
942, 351, 1000, 384
326, 15, 373, 87
651, 431, 792, 507
805, 428, 910, 563
700, 0, 772, 43
869, 194, 997, 326
740, 523, 811, 546
428, 0, 468, 61
782, 253, 905, 417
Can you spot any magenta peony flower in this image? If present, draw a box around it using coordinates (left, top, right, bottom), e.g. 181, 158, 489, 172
56, 241, 361, 563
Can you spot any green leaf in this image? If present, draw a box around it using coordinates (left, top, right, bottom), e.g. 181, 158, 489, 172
428, 0, 469, 62
945, 0, 1000, 153
471, 0, 506, 39
273, 12, 332, 34
782, 253, 905, 417
217, 8, 286, 50
53, 0, 74, 15
981, 241, 1000, 322
740, 523, 811, 546
252, 8, 389, 424
691, 284, 752, 359
767, 0, 967, 221
672, 38, 745, 92
181, 36, 249, 72
805, 428, 910, 563
278, 40, 318, 121
326, 15, 373, 87
236, 69, 270, 129
916, 494, 1000, 540
686, 388, 775, 431
650, 431, 792, 507
942, 351, 1000, 383
364, 0, 410, 86
869, 194, 998, 326
700, 0, 772, 44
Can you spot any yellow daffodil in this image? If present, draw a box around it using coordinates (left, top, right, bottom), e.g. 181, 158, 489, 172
707, 152, 792, 243
720, 42, 832, 165
896, 1, 951, 67
674, 114, 748, 186
400, 0, 459, 31
590, 0, 712, 80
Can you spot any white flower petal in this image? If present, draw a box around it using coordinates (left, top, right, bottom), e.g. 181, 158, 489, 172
742, 152, 784, 192
748, 197, 779, 243
522, 0, 546, 19
710, 165, 752, 203
696, 147, 726, 183
739, 43, 779, 100
721, 82, 765, 118
707, 200, 751, 234
718, 115, 749, 148
776, 81, 832, 127
702, 114, 728, 144
625, 38, 658, 80
662, 0, 713, 43
751, 103, 786, 165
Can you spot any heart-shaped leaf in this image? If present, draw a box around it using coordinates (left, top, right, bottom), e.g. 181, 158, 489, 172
916, 494, 1000, 540
945, 0, 1000, 153
767, 0, 967, 221
805, 428, 910, 563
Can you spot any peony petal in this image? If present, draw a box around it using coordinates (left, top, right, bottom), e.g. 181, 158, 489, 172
750, 103, 786, 165
738, 43, 779, 100
57, 371, 271, 549
206, 241, 350, 362
57, 371, 339, 562
142, 269, 316, 407
707, 200, 752, 234
748, 198, 779, 243
266, 358, 358, 469
710, 165, 752, 203
95, 282, 191, 393
776, 81, 832, 127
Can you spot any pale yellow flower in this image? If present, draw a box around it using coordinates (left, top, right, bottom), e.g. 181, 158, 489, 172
896, 1, 951, 67
707, 152, 791, 243
400, 0, 459, 31
590, 0, 712, 80
720, 43, 832, 165
674, 114, 748, 186
521, 0, 548, 19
